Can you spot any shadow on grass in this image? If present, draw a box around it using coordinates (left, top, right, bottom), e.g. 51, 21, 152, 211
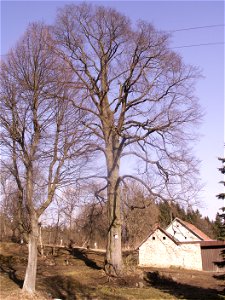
0, 255, 24, 288
40, 274, 126, 300
69, 248, 102, 270
213, 273, 225, 281
213, 273, 225, 296
144, 271, 224, 299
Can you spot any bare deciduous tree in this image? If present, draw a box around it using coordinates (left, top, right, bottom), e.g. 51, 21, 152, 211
121, 182, 160, 249
0, 23, 89, 293
0, 169, 21, 242
54, 3, 202, 276
60, 186, 81, 242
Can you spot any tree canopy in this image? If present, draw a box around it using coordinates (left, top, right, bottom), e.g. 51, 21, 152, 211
0, 3, 203, 290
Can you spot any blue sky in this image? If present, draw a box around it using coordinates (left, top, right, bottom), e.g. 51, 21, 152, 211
1, 1, 224, 220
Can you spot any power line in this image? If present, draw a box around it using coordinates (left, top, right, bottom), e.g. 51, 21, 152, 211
0, 41, 224, 58
172, 41, 224, 49
169, 24, 225, 33
0, 24, 224, 58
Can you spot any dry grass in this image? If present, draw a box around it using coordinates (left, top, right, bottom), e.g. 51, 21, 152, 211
2, 291, 50, 300
0, 242, 224, 300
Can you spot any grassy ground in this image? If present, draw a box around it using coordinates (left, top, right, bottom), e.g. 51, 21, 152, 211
0, 242, 224, 300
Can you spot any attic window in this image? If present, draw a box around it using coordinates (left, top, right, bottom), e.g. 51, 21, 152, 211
163, 236, 166, 240
152, 237, 155, 240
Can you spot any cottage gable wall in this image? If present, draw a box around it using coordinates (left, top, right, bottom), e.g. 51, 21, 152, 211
179, 243, 202, 270
139, 228, 202, 270
166, 219, 201, 242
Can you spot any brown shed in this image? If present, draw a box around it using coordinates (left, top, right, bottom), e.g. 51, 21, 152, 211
201, 241, 225, 272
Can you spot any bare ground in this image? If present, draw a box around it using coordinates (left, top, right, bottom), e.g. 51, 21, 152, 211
0, 242, 224, 300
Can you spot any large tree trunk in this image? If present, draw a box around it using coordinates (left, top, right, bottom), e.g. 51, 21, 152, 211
105, 142, 123, 276
101, 56, 123, 275
22, 217, 39, 293
105, 200, 123, 276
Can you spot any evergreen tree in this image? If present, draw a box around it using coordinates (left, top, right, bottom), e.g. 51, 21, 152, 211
213, 212, 225, 240
158, 201, 172, 227
174, 203, 187, 220
215, 156, 225, 268
216, 157, 225, 241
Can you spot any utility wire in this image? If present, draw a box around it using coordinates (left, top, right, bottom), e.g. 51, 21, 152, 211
169, 24, 225, 32
1, 41, 224, 57
0, 25, 224, 57
172, 41, 224, 49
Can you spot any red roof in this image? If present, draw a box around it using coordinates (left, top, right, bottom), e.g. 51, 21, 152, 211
138, 218, 217, 250
137, 222, 225, 251
174, 218, 213, 241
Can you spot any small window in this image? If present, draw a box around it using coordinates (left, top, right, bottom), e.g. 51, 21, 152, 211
152, 236, 155, 240
163, 236, 166, 240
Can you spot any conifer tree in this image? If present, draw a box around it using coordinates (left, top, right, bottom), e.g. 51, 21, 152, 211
216, 157, 225, 241
158, 202, 172, 227
214, 212, 225, 240
215, 156, 225, 268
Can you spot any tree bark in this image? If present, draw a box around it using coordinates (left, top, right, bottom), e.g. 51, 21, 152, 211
22, 217, 39, 293
105, 186, 123, 276
39, 225, 44, 257
105, 138, 123, 276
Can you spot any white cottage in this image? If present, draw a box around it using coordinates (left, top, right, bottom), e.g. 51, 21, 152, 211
138, 218, 225, 271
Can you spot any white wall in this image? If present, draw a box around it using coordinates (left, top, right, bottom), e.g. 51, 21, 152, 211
139, 229, 202, 270
166, 220, 201, 242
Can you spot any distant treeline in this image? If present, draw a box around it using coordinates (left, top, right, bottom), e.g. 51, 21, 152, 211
1, 197, 222, 249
